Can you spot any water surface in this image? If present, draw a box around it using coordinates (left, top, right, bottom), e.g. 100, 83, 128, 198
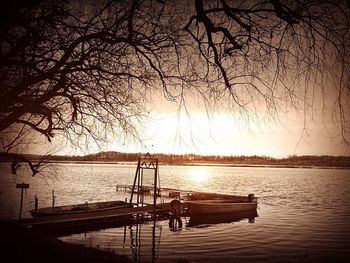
1, 163, 349, 262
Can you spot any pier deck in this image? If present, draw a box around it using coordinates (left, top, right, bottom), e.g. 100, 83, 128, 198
17, 203, 172, 233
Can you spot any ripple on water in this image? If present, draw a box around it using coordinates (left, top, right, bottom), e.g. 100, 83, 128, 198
2, 164, 350, 262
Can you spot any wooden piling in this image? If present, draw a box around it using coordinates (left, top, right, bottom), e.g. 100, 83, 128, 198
16, 183, 29, 221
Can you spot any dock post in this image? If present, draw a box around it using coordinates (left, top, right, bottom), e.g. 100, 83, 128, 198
34, 195, 38, 214
124, 198, 127, 244
16, 183, 29, 221
52, 190, 55, 209
124, 198, 128, 222
153, 158, 158, 219
140, 169, 144, 207
19, 188, 24, 220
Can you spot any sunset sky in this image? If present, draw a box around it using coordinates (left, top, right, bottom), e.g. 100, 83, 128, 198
49, 89, 348, 158
6, 0, 348, 159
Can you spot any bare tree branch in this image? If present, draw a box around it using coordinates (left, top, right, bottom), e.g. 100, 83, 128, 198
1, 0, 349, 175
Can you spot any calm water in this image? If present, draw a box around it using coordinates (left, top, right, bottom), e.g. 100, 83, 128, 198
1, 162, 350, 262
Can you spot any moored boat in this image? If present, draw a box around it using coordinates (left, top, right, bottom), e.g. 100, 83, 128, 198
30, 200, 130, 217
185, 199, 257, 214
184, 193, 258, 215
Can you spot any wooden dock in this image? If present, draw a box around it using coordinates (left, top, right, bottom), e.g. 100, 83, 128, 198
13, 157, 169, 235
9, 157, 257, 235
15, 186, 255, 235
16, 203, 173, 235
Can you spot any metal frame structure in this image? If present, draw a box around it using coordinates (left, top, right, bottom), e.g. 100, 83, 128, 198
129, 155, 159, 208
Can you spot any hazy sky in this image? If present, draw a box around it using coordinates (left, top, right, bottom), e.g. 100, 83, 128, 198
47, 88, 348, 158
4, 1, 349, 159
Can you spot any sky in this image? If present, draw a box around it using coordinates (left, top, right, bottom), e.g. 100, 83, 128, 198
48, 89, 349, 158
4, 1, 349, 159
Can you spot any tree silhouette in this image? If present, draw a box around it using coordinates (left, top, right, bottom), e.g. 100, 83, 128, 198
0, 0, 187, 174
184, 0, 350, 132
1, 0, 349, 175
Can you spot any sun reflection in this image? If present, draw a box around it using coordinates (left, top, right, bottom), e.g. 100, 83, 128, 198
189, 168, 208, 184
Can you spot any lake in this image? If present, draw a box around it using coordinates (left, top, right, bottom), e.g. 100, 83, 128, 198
1, 162, 350, 262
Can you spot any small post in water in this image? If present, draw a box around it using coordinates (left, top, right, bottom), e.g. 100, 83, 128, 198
34, 195, 38, 215
52, 190, 55, 209
16, 183, 29, 221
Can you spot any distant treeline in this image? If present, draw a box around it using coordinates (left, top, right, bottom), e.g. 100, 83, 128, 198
6, 151, 350, 168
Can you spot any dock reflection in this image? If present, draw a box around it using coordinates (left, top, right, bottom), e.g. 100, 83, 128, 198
128, 220, 162, 263
169, 217, 183, 231
127, 211, 257, 262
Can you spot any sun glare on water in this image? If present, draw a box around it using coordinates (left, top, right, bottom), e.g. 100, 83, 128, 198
189, 168, 209, 184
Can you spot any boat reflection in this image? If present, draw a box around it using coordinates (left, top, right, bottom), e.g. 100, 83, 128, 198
186, 210, 258, 228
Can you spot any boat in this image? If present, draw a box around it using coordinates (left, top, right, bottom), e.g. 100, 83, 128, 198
185, 199, 257, 214
187, 192, 255, 201
30, 200, 130, 217
184, 194, 258, 215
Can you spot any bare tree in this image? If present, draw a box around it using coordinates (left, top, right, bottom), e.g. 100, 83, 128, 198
1, 0, 349, 175
184, 0, 350, 142
0, 0, 189, 175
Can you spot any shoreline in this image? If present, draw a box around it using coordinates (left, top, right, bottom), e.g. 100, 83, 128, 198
13, 160, 350, 170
